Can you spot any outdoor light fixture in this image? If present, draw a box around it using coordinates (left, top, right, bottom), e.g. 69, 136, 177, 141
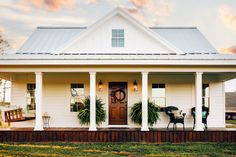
98, 80, 103, 91
133, 80, 138, 91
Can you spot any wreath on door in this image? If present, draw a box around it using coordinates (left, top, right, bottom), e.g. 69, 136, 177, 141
111, 89, 126, 102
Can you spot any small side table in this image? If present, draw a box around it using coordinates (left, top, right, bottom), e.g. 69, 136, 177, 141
42, 115, 50, 128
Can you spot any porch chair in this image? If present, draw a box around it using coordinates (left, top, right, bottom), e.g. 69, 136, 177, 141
191, 106, 209, 129
164, 106, 186, 130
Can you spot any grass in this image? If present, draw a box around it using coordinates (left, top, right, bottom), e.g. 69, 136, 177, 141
226, 120, 236, 125
226, 120, 236, 128
0, 142, 235, 157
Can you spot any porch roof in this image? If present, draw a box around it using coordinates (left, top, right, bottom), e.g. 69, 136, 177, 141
0, 53, 236, 66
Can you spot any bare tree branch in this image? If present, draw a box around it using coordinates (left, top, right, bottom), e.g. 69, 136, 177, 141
0, 34, 11, 54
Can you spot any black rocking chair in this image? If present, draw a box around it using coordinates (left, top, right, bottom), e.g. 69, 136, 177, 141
165, 106, 186, 130
191, 106, 209, 129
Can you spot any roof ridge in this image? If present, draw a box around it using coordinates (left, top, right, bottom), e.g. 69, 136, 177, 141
37, 27, 87, 29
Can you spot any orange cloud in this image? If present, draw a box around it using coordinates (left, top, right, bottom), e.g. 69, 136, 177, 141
129, 0, 150, 8
219, 46, 236, 54
0, 25, 6, 32
127, 0, 171, 26
27, 0, 75, 11
219, 5, 236, 31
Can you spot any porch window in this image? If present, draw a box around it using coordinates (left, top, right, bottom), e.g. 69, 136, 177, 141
152, 84, 166, 107
26, 83, 36, 111
112, 29, 124, 47
203, 84, 210, 107
70, 83, 84, 112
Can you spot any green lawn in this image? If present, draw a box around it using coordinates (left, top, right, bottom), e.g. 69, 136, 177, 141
226, 120, 236, 125
0, 142, 235, 157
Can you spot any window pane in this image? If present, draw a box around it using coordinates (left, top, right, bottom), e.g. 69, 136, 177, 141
152, 83, 166, 107
153, 97, 166, 107
26, 83, 36, 111
70, 83, 84, 112
112, 29, 124, 47
202, 84, 210, 107
118, 29, 124, 34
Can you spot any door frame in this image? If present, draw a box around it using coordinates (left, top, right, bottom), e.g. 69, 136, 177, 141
108, 82, 128, 125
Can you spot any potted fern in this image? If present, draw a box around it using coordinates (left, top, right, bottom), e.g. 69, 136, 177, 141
130, 99, 160, 126
77, 96, 106, 126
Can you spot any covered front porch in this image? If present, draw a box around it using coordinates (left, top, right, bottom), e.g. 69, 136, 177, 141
1, 65, 235, 131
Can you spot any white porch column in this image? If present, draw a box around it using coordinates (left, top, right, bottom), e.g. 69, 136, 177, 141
34, 72, 44, 131
89, 72, 97, 131
194, 72, 204, 131
141, 71, 149, 131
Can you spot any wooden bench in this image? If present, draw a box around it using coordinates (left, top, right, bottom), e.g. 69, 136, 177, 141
4, 108, 25, 122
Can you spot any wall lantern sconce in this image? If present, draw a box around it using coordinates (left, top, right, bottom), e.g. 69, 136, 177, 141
98, 80, 103, 91
133, 80, 138, 91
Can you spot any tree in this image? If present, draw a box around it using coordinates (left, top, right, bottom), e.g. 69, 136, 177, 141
0, 34, 11, 54
0, 33, 11, 105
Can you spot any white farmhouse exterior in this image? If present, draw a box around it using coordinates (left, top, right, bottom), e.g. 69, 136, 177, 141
1, 8, 236, 131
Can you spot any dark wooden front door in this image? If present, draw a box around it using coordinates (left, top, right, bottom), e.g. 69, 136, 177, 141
109, 82, 128, 125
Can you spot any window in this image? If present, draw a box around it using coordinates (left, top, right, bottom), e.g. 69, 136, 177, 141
112, 29, 124, 47
70, 83, 84, 112
26, 83, 36, 111
152, 84, 166, 107
202, 84, 210, 107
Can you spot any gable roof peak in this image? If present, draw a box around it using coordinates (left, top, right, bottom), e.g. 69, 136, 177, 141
52, 7, 184, 54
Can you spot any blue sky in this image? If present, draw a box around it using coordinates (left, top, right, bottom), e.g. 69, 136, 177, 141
0, 0, 236, 91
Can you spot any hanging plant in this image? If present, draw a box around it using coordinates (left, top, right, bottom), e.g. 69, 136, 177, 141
130, 99, 160, 126
77, 96, 106, 126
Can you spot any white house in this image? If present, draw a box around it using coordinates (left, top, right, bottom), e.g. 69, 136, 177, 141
1, 8, 236, 131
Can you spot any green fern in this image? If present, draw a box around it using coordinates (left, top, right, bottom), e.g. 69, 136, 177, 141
77, 96, 106, 126
130, 100, 160, 126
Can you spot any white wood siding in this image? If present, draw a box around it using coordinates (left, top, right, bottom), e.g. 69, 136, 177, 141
11, 73, 225, 128
208, 81, 225, 128
63, 15, 173, 53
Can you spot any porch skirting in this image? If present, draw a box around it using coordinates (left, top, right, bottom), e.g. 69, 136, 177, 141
0, 130, 235, 143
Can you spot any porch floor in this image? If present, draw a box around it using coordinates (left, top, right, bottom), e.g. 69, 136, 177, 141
1, 127, 235, 131
1, 119, 236, 131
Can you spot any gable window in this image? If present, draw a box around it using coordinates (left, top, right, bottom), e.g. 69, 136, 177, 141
202, 84, 210, 107
112, 29, 124, 47
152, 84, 166, 107
26, 83, 36, 111
70, 83, 84, 112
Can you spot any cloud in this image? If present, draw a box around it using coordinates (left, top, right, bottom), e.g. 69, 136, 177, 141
26, 0, 75, 11
129, 0, 150, 8
219, 45, 236, 54
219, 5, 236, 31
0, 25, 6, 33
126, 0, 172, 26
85, 0, 97, 4
0, 2, 32, 12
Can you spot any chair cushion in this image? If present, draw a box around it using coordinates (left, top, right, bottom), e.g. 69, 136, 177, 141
193, 111, 207, 118
202, 111, 207, 118
172, 110, 183, 119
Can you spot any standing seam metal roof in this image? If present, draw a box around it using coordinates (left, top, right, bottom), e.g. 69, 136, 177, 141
17, 27, 218, 54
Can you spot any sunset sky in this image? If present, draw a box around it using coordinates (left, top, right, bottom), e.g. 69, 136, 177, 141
0, 0, 236, 92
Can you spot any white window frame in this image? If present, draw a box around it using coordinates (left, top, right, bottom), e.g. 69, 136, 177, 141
70, 83, 84, 112
151, 83, 166, 107
26, 83, 36, 111
112, 29, 124, 47
202, 84, 210, 108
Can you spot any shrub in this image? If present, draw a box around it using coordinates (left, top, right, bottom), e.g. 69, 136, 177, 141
78, 96, 106, 126
130, 100, 160, 126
